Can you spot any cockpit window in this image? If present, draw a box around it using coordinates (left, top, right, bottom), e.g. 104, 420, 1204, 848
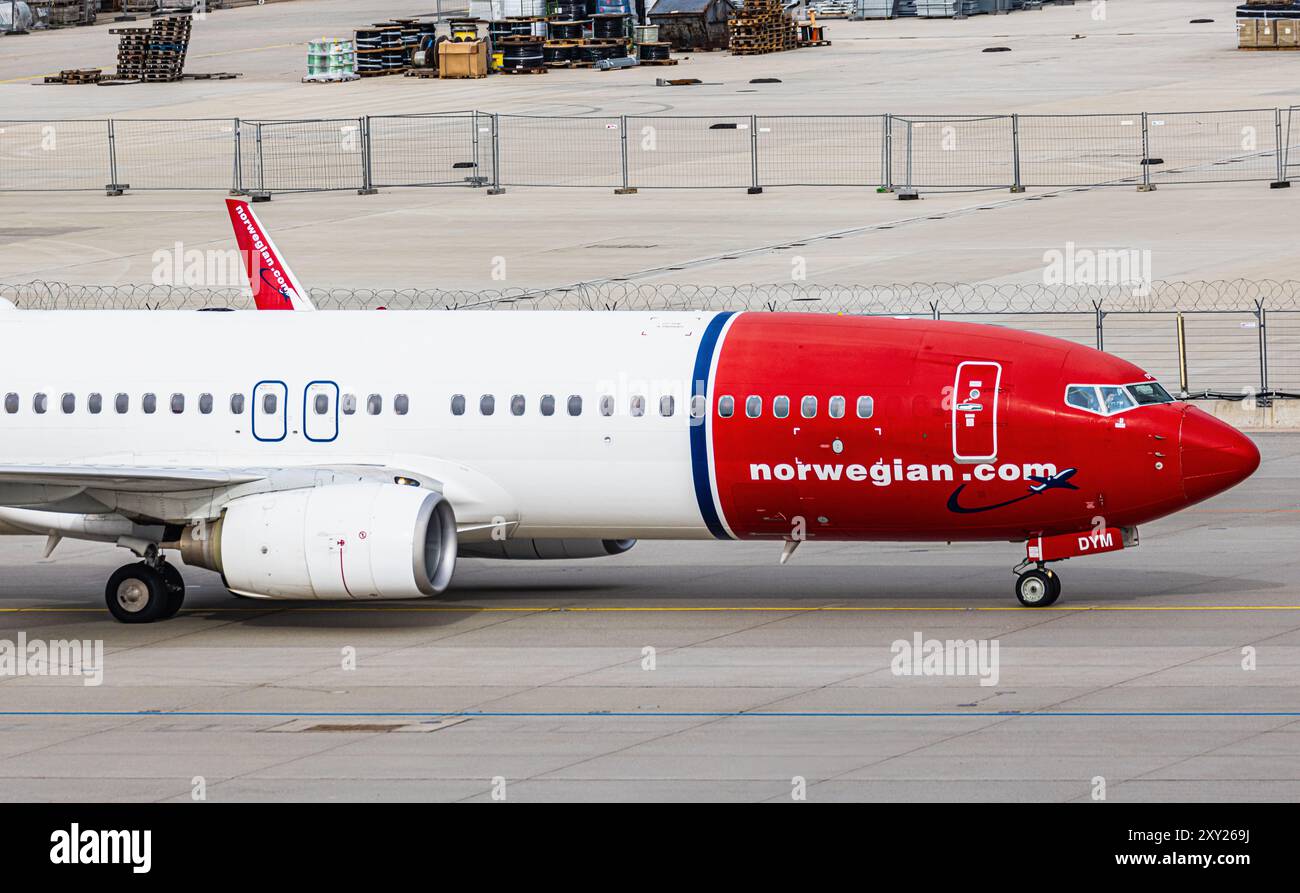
1067, 382, 1173, 417
1127, 382, 1174, 405
1066, 385, 1102, 414
1099, 386, 1134, 415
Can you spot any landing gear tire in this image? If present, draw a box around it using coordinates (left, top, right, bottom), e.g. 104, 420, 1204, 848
106, 562, 171, 623
1015, 568, 1061, 608
158, 562, 185, 619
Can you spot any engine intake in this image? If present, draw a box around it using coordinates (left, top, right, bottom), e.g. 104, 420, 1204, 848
178, 483, 456, 600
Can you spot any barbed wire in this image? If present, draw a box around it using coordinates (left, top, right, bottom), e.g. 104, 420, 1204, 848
2, 280, 1298, 313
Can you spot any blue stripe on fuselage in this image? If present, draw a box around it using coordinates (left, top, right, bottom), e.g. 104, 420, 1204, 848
690, 311, 734, 540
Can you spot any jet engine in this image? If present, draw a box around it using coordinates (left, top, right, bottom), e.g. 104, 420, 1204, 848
176, 483, 457, 600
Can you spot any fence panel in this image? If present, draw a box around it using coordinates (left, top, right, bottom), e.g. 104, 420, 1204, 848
250, 118, 365, 192
112, 118, 239, 191
1099, 313, 1183, 389
755, 115, 883, 187
0, 120, 108, 191
368, 113, 488, 188
496, 115, 622, 187
626, 116, 753, 189
1147, 110, 1279, 184
1269, 311, 1300, 394
1017, 114, 1143, 187
889, 115, 1014, 189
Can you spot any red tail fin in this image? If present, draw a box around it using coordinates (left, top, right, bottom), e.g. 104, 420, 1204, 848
225, 199, 315, 311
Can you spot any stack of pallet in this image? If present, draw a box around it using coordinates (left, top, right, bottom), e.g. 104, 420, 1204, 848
46, 0, 96, 27
728, 0, 797, 55
112, 15, 193, 82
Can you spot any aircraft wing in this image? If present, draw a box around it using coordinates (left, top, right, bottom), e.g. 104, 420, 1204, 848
0, 464, 268, 493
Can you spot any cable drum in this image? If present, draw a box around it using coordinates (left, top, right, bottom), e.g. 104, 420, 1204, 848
548, 20, 587, 40
592, 13, 628, 41
577, 39, 622, 63
638, 41, 670, 62
500, 37, 545, 70
550, 0, 586, 21
543, 41, 578, 64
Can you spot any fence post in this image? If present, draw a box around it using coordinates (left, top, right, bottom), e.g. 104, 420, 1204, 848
487, 113, 505, 195
358, 116, 377, 195
1271, 107, 1290, 189
747, 115, 762, 195
1094, 301, 1105, 351
1176, 312, 1189, 397
1010, 113, 1024, 193
230, 118, 243, 195
1257, 302, 1271, 407
880, 114, 894, 193
615, 115, 637, 194
1137, 112, 1156, 192
105, 119, 125, 196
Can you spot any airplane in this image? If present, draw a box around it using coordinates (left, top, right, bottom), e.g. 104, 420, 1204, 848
0, 202, 1260, 622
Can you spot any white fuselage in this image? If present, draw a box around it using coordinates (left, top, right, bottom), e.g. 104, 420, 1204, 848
0, 310, 723, 539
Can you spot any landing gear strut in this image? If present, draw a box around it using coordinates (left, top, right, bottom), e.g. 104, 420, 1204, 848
1013, 564, 1061, 608
105, 551, 185, 623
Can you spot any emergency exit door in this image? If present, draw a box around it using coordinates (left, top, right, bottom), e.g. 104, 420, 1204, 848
952, 361, 1001, 463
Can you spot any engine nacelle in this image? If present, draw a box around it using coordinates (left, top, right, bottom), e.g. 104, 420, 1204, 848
181, 483, 456, 600
458, 538, 636, 560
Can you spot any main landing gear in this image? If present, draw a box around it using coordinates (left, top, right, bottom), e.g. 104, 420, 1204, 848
105, 547, 185, 624
1013, 564, 1061, 608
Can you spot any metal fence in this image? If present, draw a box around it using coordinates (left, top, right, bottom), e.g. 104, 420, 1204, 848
3, 279, 1295, 401
2, 108, 1298, 196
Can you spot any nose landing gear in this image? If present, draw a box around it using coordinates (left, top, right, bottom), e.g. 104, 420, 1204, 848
1014, 565, 1061, 608
105, 547, 185, 623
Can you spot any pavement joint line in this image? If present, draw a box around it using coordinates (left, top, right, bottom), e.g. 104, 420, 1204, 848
3, 605, 1300, 613
3, 710, 1299, 719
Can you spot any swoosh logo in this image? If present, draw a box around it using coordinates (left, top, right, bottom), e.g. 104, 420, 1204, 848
947, 468, 1079, 515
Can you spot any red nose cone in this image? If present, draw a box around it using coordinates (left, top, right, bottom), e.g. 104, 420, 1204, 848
1180, 407, 1260, 505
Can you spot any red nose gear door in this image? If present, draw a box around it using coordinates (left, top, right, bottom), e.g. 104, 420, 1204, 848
952, 361, 1001, 463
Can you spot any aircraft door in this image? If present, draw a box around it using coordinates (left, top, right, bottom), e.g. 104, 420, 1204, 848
952, 361, 1001, 463
252, 380, 288, 443
303, 381, 339, 442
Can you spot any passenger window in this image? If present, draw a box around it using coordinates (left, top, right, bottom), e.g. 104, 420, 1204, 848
262, 393, 277, 415
829, 396, 845, 419
229, 393, 244, 415
142, 393, 157, 414
395, 394, 410, 416
314, 394, 330, 415
170, 393, 185, 414
366, 394, 382, 415
630, 395, 645, 418
690, 395, 706, 419
341, 393, 356, 415
199, 393, 213, 415
857, 396, 874, 419
88, 393, 102, 415
1100, 386, 1134, 415
510, 395, 525, 416
660, 395, 675, 417
540, 395, 556, 417
116, 393, 130, 414
33, 393, 47, 414
479, 394, 494, 416
3, 393, 17, 414
718, 395, 734, 418
600, 395, 615, 417
1065, 386, 1101, 414
801, 396, 817, 418
450, 394, 466, 416
773, 396, 789, 419
567, 395, 582, 416
61, 393, 75, 414
745, 396, 761, 419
